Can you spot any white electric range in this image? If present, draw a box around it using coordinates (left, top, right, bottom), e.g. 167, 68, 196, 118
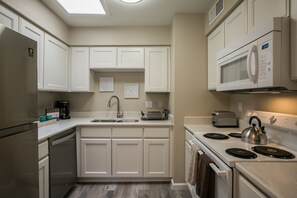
184, 110, 297, 198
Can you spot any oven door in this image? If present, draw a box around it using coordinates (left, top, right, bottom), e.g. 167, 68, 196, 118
196, 139, 233, 198
217, 41, 259, 91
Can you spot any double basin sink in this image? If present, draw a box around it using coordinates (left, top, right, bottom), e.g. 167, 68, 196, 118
91, 119, 139, 123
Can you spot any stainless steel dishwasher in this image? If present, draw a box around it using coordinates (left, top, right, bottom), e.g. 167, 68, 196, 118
49, 128, 77, 198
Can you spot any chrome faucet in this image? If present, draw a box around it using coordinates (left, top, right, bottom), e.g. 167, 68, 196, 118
107, 95, 123, 118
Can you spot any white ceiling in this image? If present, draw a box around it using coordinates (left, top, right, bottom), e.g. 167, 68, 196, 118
41, 0, 211, 27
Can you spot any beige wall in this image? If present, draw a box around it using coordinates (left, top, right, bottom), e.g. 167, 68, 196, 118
170, 14, 230, 183
230, 93, 297, 118
204, 0, 242, 35
2, 0, 70, 43
37, 72, 169, 115
69, 26, 171, 46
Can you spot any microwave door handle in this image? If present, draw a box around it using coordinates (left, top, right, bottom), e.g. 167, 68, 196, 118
247, 45, 258, 82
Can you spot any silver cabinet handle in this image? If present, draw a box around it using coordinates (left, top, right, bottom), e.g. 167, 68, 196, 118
52, 132, 75, 146
209, 163, 227, 176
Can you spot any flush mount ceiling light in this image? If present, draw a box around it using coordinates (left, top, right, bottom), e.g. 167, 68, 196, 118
57, 0, 107, 14
120, 0, 142, 4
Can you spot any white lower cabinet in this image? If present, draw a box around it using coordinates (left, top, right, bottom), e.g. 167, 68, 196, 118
38, 141, 49, 198
144, 139, 169, 177
237, 174, 267, 198
39, 157, 49, 198
112, 139, 143, 177
80, 138, 112, 177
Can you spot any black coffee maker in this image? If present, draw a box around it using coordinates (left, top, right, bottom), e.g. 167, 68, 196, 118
55, 101, 70, 119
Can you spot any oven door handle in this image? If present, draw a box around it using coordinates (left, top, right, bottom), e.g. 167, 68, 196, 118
209, 163, 227, 176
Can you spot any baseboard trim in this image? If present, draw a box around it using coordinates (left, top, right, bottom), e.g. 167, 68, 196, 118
170, 179, 188, 190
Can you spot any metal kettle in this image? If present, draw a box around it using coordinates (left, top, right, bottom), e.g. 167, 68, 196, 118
241, 116, 267, 145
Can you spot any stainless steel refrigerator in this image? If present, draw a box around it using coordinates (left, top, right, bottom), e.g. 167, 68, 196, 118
0, 24, 39, 198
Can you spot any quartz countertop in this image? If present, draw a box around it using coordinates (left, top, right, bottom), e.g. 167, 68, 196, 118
38, 118, 173, 141
236, 162, 297, 198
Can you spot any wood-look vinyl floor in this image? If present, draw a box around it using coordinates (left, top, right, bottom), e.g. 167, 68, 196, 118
66, 182, 191, 198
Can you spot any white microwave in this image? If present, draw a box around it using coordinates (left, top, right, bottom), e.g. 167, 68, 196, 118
216, 17, 297, 92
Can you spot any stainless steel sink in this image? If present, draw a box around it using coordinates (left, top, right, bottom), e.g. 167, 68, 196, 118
90, 119, 139, 123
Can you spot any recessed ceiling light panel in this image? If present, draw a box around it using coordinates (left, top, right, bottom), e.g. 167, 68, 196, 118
57, 0, 107, 14
120, 0, 142, 4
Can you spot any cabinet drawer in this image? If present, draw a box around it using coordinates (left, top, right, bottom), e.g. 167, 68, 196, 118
81, 127, 111, 138
144, 128, 170, 138
38, 141, 48, 160
112, 128, 143, 138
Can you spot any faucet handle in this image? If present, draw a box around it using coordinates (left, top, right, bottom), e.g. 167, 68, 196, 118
117, 110, 124, 118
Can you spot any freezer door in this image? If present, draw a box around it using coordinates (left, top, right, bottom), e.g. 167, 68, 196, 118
0, 24, 37, 130
0, 125, 39, 198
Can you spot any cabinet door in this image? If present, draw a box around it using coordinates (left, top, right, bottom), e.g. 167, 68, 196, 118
117, 47, 144, 69
237, 174, 267, 198
19, 18, 45, 90
80, 139, 111, 177
144, 139, 169, 177
248, 0, 289, 33
0, 5, 18, 31
44, 33, 69, 91
145, 47, 169, 92
225, 1, 247, 47
90, 47, 116, 69
39, 157, 49, 198
112, 139, 143, 177
207, 23, 224, 90
70, 47, 93, 92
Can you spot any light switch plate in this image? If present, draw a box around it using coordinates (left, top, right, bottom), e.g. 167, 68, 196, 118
145, 101, 152, 108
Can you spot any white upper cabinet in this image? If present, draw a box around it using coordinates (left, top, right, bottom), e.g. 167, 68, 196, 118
19, 18, 45, 90
70, 47, 94, 92
90, 47, 117, 69
44, 33, 69, 91
247, 0, 289, 33
117, 47, 144, 69
208, 23, 224, 90
145, 47, 170, 92
0, 5, 18, 31
224, 1, 247, 47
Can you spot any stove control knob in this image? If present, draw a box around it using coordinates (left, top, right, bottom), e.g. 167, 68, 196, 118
269, 116, 277, 124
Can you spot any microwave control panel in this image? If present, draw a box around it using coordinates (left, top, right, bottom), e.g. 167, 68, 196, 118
257, 33, 273, 82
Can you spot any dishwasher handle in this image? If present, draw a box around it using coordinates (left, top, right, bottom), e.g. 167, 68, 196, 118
52, 132, 75, 146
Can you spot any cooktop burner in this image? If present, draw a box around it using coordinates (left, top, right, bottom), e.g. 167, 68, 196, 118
228, 133, 241, 138
203, 133, 229, 140
252, 146, 295, 159
226, 148, 257, 159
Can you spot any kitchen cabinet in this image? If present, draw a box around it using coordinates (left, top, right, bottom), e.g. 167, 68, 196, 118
117, 47, 144, 69
19, 18, 45, 90
44, 33, 69, 91
224, 1, 247, 47
38, 141, 49, 198
112, 139, 143, 177
80, 139, 112, 177
0, 5, 18, 31
145, 47, 170, 92
70, 47, 94, 92
80, 127, 112, 177
247, 0, 289, 33
90, 47, 117, 69
291, 0, 297, 80
237, 174, 267, 198
143, 128, 170, 177
185, 140, 191, 181
207, 23, 224, 90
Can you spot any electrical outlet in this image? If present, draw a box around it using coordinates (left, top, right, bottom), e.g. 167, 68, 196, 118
238, 103, 243, 112
145, 101, 152, 108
